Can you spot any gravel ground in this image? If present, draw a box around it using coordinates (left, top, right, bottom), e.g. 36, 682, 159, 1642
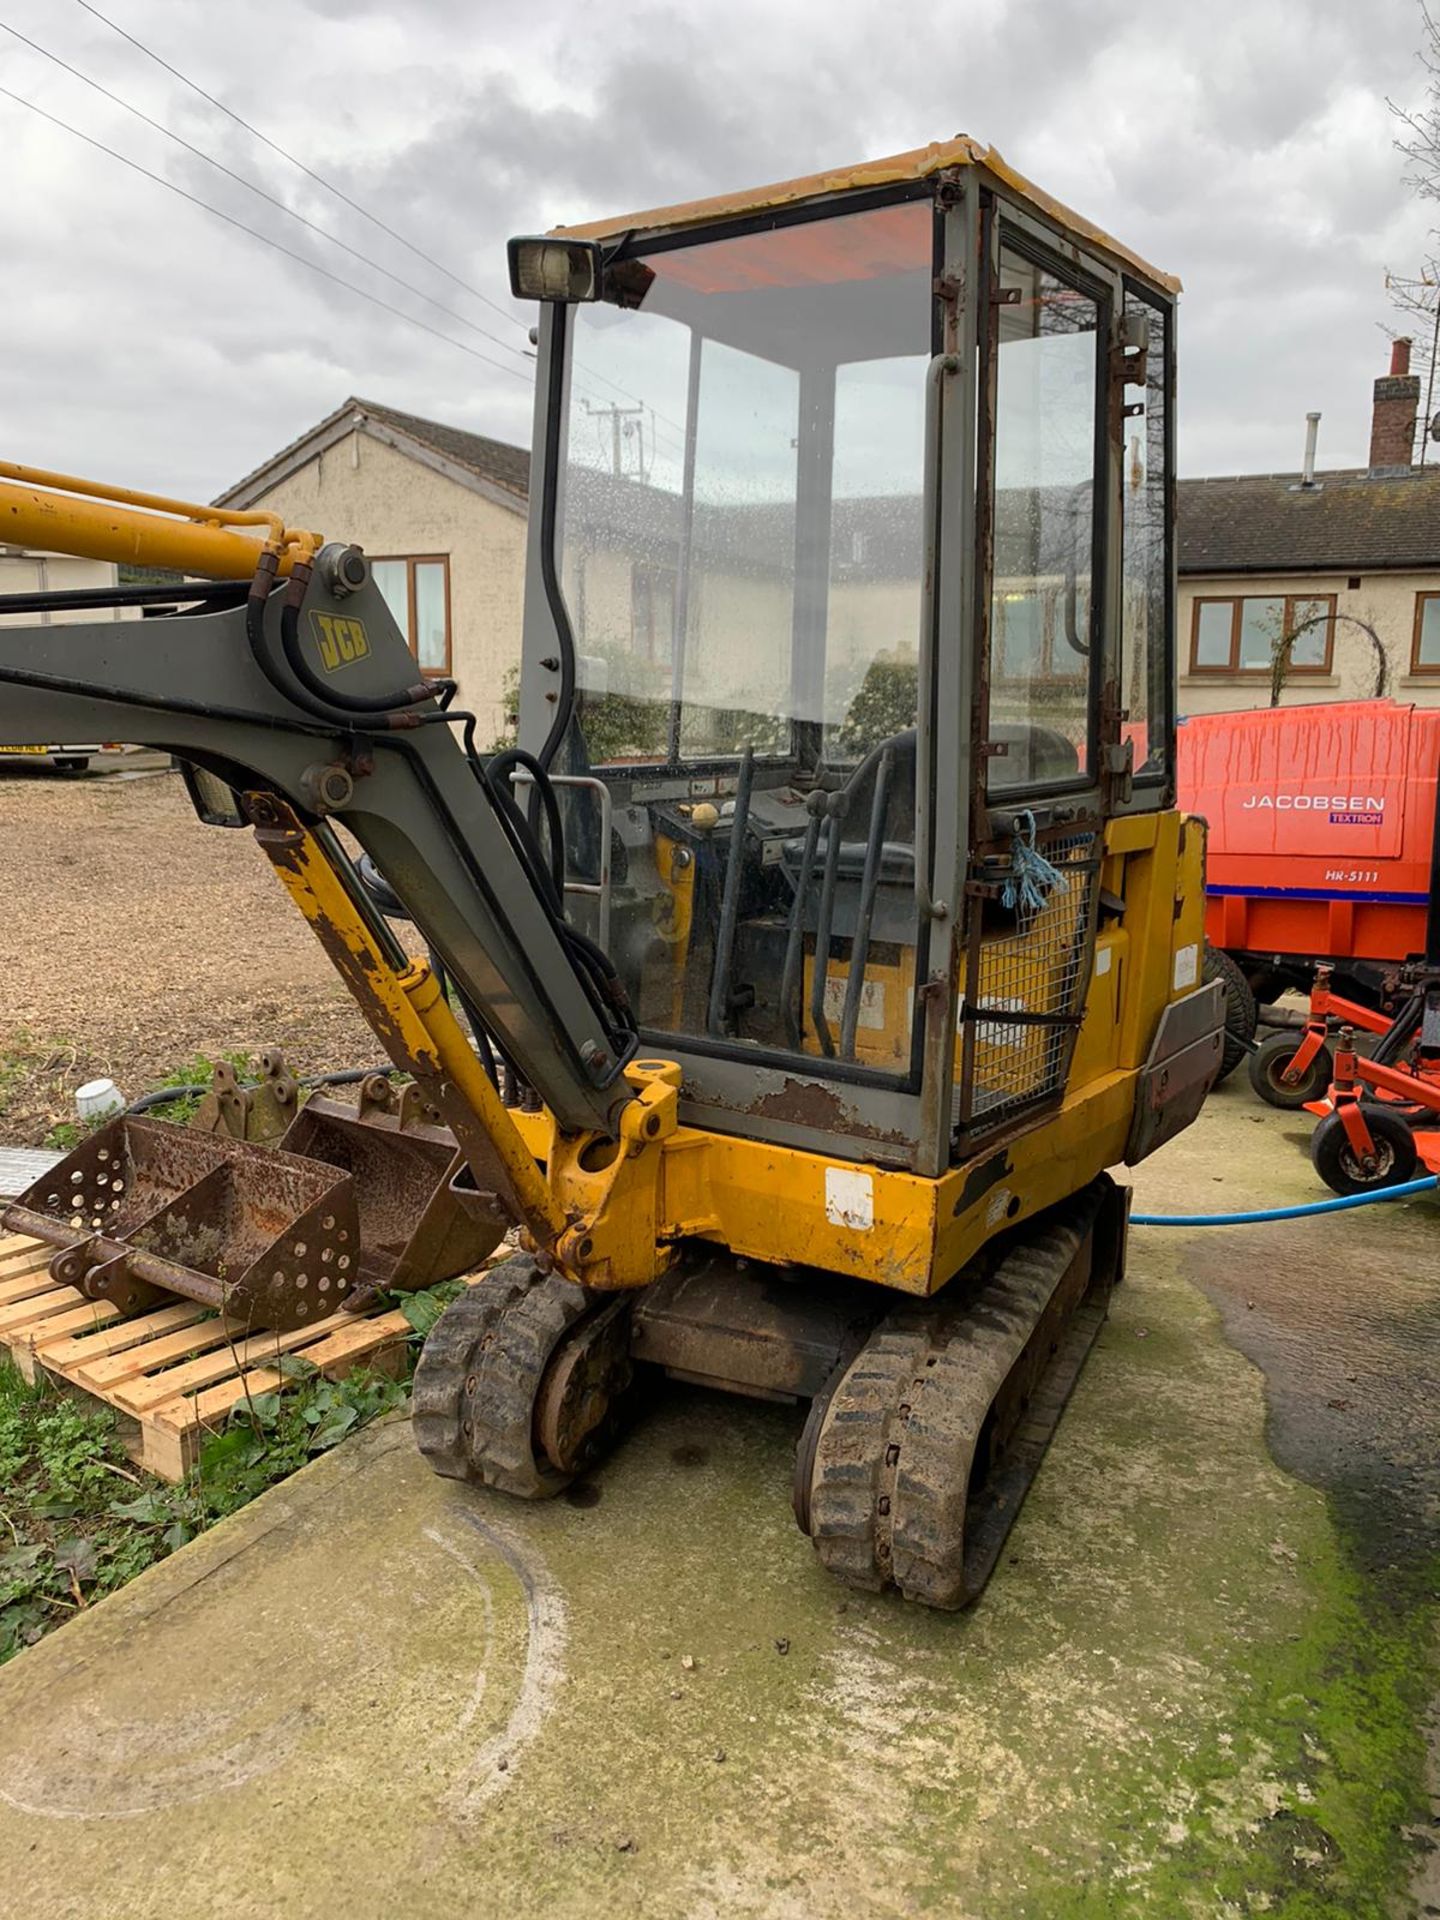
0, 766, 383, 1144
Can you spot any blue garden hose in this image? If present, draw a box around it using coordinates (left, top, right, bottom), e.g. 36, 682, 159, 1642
1132, 1173, 1438, 1226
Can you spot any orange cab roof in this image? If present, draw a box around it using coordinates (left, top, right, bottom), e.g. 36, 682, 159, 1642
552, 135, 1181, 296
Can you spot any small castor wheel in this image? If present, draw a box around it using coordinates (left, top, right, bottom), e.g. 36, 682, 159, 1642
1247, 1030, 1333, 1109
1309, 1105, 1418, 1196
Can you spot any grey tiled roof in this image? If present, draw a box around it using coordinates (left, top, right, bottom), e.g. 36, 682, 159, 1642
355, 398, 530, 498
216, 396, 529, 506
1177, 467, 1440, 576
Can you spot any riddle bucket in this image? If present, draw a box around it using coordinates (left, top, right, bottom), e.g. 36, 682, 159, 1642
6, 1085, 509, 1333
6, 1115, 362, 1332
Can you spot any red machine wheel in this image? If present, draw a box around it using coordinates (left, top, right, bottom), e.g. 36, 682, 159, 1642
1310, 1106, 1418, 1196
1247, 1030, 1333, 1109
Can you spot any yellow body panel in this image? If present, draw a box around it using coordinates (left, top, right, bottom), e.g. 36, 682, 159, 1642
501, 803, 1210, 1300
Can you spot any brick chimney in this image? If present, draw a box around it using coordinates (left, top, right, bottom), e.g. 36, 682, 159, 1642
1369, 337, 1420, 473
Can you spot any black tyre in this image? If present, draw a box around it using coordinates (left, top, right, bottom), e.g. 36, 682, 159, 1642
1245, 965, 1293, 1008
52, 757, 89, 773
1310, 1105, 1418, 1196
1204, 945, 1257, 1083
1247, 1030, 1333, 1109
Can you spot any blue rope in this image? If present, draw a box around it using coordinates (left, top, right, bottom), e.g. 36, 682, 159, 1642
1001, 809, 1065, 915
1132, 1173, 1437, 1225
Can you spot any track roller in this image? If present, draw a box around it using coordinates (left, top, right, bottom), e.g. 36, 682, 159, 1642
413, 1254, 637, 1497
794, 1178, 1124, 1609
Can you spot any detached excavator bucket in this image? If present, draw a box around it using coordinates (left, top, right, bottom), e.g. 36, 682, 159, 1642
6, 1116, 360, 1331
4, 1084, 507, 1332
278, 1087, 506, 1296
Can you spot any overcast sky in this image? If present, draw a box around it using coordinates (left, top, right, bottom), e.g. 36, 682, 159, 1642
2, 0, 1434, 502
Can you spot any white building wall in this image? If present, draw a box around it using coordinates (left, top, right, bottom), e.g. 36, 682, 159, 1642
244, 431, 528, 742
1178, 569, 1440, 716
0, 551, 136, 625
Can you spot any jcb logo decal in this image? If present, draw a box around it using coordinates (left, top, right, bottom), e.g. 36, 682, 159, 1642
310, 611, 371, 672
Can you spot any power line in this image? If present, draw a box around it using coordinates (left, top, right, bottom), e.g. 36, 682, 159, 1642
0, 84, 535, 384
64, 3, 694, 456
1, 16, 535, 372
72, 0, 531, 337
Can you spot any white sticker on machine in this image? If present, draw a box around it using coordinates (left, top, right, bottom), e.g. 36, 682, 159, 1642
1172, 942, 1199, 991
825, 1167, 875, 1231
821, 976, 886, 1031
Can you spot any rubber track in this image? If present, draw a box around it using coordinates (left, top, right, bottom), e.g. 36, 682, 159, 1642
412, 1255, 539, 1481
807, 1183, 1107, 1608
467, 1269, 596, 1497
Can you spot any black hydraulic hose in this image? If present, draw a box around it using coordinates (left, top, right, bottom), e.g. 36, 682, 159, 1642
840, 746, 893, 1061
125, 1064, 391, 1116
243, 550, 454, 731
781, 808, 823, 1051
486, 746, 566, 903
809, 809, 843, 1059
273, 551, 451, 718
0, 579, 247, 615
707, 744, 754, 1037
477, 739, 633, 1026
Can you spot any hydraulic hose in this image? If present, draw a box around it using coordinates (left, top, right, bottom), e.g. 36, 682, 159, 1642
243, 548, 452, 730
485, 746, 566, 905
126, 1064, 391, 1115
1132, 1174, 1438, 1225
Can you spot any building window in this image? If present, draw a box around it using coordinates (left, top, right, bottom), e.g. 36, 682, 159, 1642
371, 555, 451, 674
1188, 594, 1334, 675
1413, 594, 1440, 673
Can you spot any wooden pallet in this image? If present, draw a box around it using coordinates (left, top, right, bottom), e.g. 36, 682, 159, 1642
0, 1233, 487, 1481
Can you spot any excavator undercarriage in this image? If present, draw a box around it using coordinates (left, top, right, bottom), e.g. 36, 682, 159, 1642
0, 137, 1222, 1605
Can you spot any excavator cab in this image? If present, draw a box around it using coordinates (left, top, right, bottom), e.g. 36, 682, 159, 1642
515, 146, 1188, 1171
0, 139, 1223, 1606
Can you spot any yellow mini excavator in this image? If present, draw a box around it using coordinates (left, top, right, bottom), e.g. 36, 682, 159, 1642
0, 138, 1222, 1606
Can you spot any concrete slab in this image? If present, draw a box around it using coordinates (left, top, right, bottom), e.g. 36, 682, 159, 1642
0, 1082, 1435, 1917
0, 1147, 63, 1203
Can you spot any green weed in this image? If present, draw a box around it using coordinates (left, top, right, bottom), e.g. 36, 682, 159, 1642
0, 1355, 405, 1666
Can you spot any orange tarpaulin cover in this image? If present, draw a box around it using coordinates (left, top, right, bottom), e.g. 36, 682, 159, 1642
652, 201, 931, 296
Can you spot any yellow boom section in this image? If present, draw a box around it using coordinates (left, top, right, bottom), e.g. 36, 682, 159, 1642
0, 460, 321, 579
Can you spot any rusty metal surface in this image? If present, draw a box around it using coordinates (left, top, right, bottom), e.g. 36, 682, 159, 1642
190, 1050, 301, 1144
4, 1114, 369, 1332
535, 1297, 635, 1474
632, 1256, 883, 1401
281, 1093, 504, 1292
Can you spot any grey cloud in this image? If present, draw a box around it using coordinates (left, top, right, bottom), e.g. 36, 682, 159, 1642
0, 0, 1433, 503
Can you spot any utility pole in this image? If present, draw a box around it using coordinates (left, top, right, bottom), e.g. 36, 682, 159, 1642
582, 400, 645, 477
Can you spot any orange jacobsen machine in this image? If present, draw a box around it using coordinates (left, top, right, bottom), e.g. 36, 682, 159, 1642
0, 139, 1221, 1606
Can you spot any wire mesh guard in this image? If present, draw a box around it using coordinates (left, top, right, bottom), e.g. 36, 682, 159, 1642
956, 829, 1100, 1135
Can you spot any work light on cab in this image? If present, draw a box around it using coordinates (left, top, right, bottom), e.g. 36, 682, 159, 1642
507, 235, 604, 303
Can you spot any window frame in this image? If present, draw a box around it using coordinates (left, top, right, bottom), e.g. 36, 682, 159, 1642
1187, 591, 1335, 677
981, 224, 1110, 801
1119, 279, 1175, 794
371, 552, 452, 676
1411, 591, 1440, 674
549, 181, 942, 784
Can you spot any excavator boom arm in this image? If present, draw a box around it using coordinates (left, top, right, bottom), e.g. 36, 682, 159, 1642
0, 518, 634, 1146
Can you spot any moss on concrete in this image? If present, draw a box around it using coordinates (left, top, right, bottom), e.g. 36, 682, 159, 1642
0, 1091, 1434, 1916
